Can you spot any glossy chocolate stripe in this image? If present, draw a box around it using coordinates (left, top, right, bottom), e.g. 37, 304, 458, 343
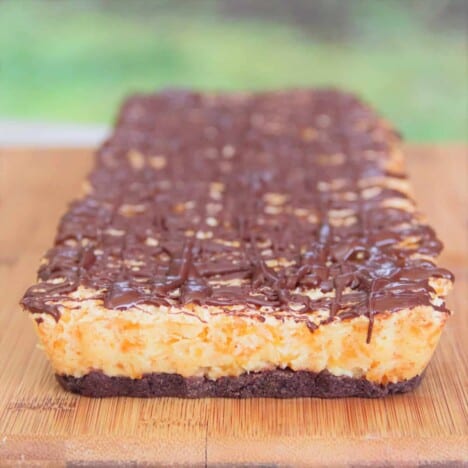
21, 89, 454, 342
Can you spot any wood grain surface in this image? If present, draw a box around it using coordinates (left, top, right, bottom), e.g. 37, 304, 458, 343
0, 145, 467, 467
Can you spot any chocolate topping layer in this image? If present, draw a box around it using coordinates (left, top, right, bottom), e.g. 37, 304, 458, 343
21, 89, 453, 341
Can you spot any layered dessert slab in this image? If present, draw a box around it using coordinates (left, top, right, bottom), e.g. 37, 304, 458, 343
21, 89, 454, 398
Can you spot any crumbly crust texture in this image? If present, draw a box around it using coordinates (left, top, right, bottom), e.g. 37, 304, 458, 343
56, 369, 422, 398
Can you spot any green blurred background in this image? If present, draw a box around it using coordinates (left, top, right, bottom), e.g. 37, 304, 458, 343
0, 0, 466, 141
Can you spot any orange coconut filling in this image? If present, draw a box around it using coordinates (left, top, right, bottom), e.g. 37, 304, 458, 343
30, 279, 451, 384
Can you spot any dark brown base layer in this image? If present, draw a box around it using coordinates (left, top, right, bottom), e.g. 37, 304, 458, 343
56, 369, 422, 398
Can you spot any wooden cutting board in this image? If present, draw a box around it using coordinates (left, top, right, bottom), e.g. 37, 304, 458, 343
0, 145, 466, 466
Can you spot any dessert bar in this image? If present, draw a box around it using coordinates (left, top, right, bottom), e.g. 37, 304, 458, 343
21, 89, 454, 397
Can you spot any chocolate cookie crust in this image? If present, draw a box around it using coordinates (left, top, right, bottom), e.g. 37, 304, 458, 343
56, 369, 422, 398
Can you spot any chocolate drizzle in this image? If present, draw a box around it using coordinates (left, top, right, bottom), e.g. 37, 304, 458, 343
21, 89, 453, 341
